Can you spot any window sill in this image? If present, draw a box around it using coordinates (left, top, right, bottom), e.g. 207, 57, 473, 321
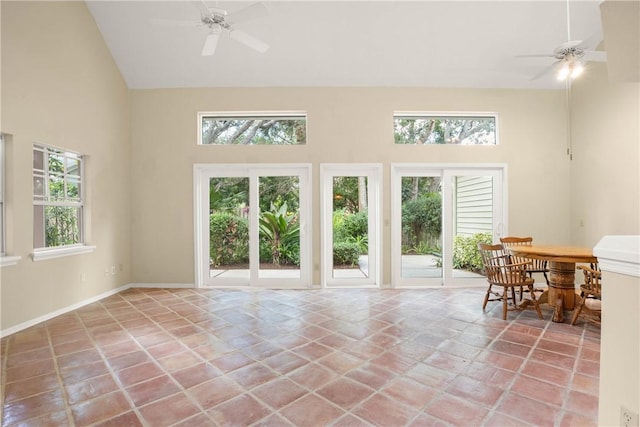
31, 245, 96, 262
0, 255, 22, 267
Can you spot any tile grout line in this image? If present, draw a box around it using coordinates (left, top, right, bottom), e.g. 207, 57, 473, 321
477, 308, 551, 427
46, 315, 78, 427
130, 288, 232, 425
556, 323, 589, 426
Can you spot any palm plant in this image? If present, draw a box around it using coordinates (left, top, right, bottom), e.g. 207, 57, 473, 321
259, 202, 300, 265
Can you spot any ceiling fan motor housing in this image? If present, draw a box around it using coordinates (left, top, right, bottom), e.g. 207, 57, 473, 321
554, 46, 585, 61
201, 8, 230, 30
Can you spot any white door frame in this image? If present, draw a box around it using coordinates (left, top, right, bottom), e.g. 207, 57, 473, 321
193, 163, 312, 288
391, 163, 507, 287
320, 163, 382, 288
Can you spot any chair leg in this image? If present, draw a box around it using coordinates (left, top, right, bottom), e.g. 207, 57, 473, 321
502, 287, 508, 320
529, 284, 543, 319
571, 298, 585, 325
483, 285, 492, 310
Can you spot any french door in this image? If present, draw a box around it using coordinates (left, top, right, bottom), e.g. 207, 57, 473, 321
391, 164, 506, 287
321, 164, 382, 288
194, 164, 311, 288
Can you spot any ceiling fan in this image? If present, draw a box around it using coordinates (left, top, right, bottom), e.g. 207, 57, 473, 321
154, 2, 269, 57
521, 1, 607, 81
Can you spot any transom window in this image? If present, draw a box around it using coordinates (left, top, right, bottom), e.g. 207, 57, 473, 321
33, 144, 84, 249
198, 112, 307, 145
394, 113, 498, 145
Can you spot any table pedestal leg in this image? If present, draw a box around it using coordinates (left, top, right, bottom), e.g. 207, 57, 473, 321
548, 261, 577, 323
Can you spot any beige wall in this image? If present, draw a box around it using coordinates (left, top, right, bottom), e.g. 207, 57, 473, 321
568, 7, 640, 423
0, 1, 131, 331
569, 62, 640, 246
130, 87, 571, 285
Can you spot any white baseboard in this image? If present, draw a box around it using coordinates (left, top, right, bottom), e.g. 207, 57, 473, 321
0, 283, 132, 338
130, 283, 194, 289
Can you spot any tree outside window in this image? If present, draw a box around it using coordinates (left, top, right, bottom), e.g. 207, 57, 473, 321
394, 114, 497, 145
200, 114, 307, 145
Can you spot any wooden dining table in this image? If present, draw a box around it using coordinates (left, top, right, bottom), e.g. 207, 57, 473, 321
507, 245, 597, 323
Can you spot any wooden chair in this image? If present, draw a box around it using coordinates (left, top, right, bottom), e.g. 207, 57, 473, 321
571, 264, 602, 326
478, 243, 544, 320
500, 236, 549, 299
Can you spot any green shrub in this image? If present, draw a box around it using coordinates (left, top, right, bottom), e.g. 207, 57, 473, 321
333, 209, 368, 255
452, 232, 492, 272
260, 239, 300, 266
279, 242, 300, 266
332, 209, 349, 242
346, 234, 368, 254
209, 212, 249, 266
333, 242, 361, 266
259, 241, 272, 263
402, 193, 441, 248
342, 210, 368, 239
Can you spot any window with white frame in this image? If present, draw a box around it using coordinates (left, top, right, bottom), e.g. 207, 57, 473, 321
198, 112, 307, 145
33, 144, 84, 249
394, 113, 498, 145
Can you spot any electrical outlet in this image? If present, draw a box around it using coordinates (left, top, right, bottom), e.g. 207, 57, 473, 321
104, 268, 110, 277
621, 406, 639, 427
111, 266, 116, 275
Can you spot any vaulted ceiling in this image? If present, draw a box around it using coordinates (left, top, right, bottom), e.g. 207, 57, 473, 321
86, 1, 605, 90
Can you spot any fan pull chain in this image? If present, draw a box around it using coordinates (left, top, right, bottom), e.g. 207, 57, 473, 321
565, 79, 573, 160
566, 0, 571, 41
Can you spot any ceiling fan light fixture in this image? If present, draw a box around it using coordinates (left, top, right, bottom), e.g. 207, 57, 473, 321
557, 62, 571, 80
557, 58, 584, 80
570, 61, 585, 78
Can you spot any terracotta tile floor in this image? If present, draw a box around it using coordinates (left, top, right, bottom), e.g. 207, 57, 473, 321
0, 287, 600, 426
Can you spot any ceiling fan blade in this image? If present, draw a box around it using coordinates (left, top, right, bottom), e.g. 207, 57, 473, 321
583, 50, 607, 62
229, 29, 269, 53
151, 18, 198, 28
517, 54, 556, 59
228, 3, 268, 25
191, 0, 211, 17
202, 30, 220, 56
530, 61, 562, 81
577, 30, 604, 50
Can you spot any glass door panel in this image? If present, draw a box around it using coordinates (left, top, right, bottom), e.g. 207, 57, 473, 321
258, 176, 301, 279
399, 175, 443, 281
443, 169, 503, 286
451, 174, 493, 278
209, 177, 250, 281
332, 176, 369, 280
